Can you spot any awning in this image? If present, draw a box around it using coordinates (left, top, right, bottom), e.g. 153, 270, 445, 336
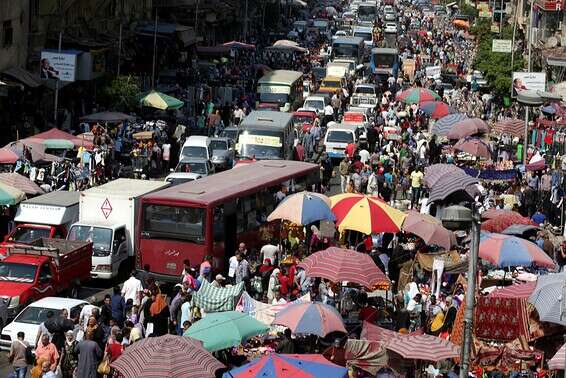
547, 57, 566, 67
2, 67, 44, 88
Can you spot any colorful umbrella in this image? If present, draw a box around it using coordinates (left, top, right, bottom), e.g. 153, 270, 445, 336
26, 128, 93, 149
488, 282, 536, 299
330, 193, 407, 234
481, 213, 536, 233
501, 224, 539, 237
428, 173, 479, 203
0, 173, 43, 195
402, 211, 455, 250
453, 137, 492, 159
298, 247, 390, 289
446, 118, 489, 140
111, 334, 224, 378
424, 164, 464, 187
491, 119, 524, 138
185, 311, 269, 352
431, 113, 468, 136
139, 90, 184, 110
267, 191, 335, 225
385, 334, 460, 361
548, 343, 566, 370
223, 353, 348, 378
0, 182, 26, 205
420, 101, 456, 119
0, 148, 20, 164
396, 87, 440, 104
479, 232, 555, 268
272, 302, 346, 337
481, 208, 522, 220
528, 272, 566, 326
27, 138, 75, 150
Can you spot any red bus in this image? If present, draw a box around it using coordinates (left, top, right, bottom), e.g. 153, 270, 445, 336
137, 161, 320, 281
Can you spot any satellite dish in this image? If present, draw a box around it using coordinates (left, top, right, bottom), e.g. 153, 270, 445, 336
546, 36, 558, 48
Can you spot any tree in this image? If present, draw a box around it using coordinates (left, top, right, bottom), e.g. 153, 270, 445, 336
100, 75, 140, 112
459, 3, 479, 18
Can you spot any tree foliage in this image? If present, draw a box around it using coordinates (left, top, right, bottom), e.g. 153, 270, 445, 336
459, 3, 479, 18
100, 75, 140, 112
471, 18, 525, 97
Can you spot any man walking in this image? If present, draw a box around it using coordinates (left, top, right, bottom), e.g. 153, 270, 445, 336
9, 332, 28, 378
121, 271, 143, 306
235, 252, 250, 285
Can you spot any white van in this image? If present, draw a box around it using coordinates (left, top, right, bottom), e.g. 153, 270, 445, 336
180, 136, 211, 161
324, 123, 360, 159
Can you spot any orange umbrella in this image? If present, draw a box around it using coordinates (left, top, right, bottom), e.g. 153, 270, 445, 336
330, 193, 406, 234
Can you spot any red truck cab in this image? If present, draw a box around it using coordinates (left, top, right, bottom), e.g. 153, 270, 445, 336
0, 238, 92, 317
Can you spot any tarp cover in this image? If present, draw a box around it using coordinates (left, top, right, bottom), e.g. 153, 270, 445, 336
416, 251, 468, 274
191, 280, 244, 313
344, 339, 388, 375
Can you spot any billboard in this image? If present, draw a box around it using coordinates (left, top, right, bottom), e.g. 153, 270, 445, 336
512, 72, 546, 97
40, 51, 78, 82
492, 39, 512, 53
425, 65, 441, 79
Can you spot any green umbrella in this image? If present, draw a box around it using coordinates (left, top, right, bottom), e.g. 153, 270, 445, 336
139, 90, 184, 110
185, 311, 269, 352
41, 139, 75, 149
0, 182, 26, 205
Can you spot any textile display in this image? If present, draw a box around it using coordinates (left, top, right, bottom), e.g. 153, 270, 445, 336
462, 167, 516, 181
191, 280, 244, 313
474, 297, 529, 341
344, 339, 388, 375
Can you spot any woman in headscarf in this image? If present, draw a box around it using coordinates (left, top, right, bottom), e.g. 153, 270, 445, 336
309, 225, 321, 252
258, 258, 274, 294
129, 327, 142, 345
267, 268, 281, 303
61, 330, 79, 378
148, 289, 169, 336
404, 282, 419, 306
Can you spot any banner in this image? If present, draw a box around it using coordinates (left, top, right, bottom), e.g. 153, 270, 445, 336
40, 51, 78, 82
492, 39, 512, 53
511, 72, 546, 97
425, 65, 441, 78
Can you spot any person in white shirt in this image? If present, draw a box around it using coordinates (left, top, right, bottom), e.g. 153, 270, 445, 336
121, 271, 143, 306
260, 241, 280, 266
228, 255, 239, 282
358, 148, 370, 164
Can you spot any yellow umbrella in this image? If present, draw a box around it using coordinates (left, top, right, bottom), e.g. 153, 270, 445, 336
330, 193, 406, 234
139, 91, 184, 110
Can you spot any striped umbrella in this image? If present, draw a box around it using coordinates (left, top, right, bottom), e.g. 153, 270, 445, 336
396, 87, 440, 104
431, 113, 468, 136
267, 191, 335, 225
548, 343, 566, 370
479, 232, 555, 268
453, 137, 492, 159
492, 119, 525, 138
420, 101, 456, 119
384, 334, 460, 362
111, 334, 224, 378
272, 302, 346, 337
223, 354, 348, 378
0, 173, 43, 195
330, 193, 407, 234
361, 321, 404, 342
0, 148, 19, 164
0, 182, 26, 205
428, 173, 479, 203
488, 282, 536, 299
481, 213, 536, 233
298, 247, 390, 289
402, 211, 455, 250
424, 164, 464, 187
446, 118, 489, 140
528, 271, 566, 326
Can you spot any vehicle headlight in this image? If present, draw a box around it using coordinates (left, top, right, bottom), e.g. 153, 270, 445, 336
8, 296, 19, 309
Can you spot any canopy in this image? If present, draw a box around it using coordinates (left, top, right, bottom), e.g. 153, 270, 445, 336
272, 302, 346, 337
236, 292, 310, 325
548, 343, 566, 370
481, 213, 536, 233
482, 208, 522, 220
528, 271, 566, 326
491, 119, 524, 138
479, 232, 555, 268
453, 137, 492, 159
186, 311, 269, 352
420, 101, 455, 119
385, 334, 460, 361
4, 140, 60, 163
222, 40, 256, 50
26, 128, 93, 149
139, 90, 184, 110
415, 251, 468, 274
446, 118, 489, 140
0, 173, 43, 195
111, 334, 223, 378
298, 247, 390, 289
26, 138, 75, 150
267, 191, 335, 225
428, 173, 479, 203
402, 211, 455, 250
0, 182, 26, 205
191, 280, 244, 312
396, 87, 440, 104
0, 148, 20, 164
80, 111, 135, 123
431, 113, 468, 136
424, 164, 464, 187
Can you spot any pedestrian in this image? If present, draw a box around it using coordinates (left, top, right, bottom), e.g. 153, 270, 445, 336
148, 288, 170, 336
276, 328, 295, 354
234, 252, 250, 285
111, 286, 126, 327
261, 239, 281, 266
122, 271, 143, 307
104, 333, 124, 375
74, 331, 102, 378
36, 311, 54, 345
410, 166, 423, 209
339, 156, 350, 193
34, 334, 59, 373
212, 274, 226, 288
60, 331, 78, 378
9, 331, 29, 378
267, 268, 280, 303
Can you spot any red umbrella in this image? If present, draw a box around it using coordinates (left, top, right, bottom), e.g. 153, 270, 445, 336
453, 137, 492, 159
298, 247, 390, 289
111, 334, 224, 378
0, 148, 19, 164
446, 118, 489, 139
420, 101, 456, 119
272, 302, 346, 337
481, 208, 522, 220
481, 213, 536, 233
385, 334, 460, 361
25, 128, 93, 149
424, 164, 464, 187
492, 119, 524, 138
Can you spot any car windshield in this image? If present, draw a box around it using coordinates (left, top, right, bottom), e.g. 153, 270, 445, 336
353, 32, 372, 41
143, 205, 205, 244
327, 130, 354, 143
9, 227, 50, 243
358, 6, 376, 16
322, 80, 341, 89
15, 306, 63, 325
332, 44, 358, 59
0, 263, 37, 283
356, 87, 375, 95
294, 115, 314, 125
175, 162, 207, 174
220, 129, 239, 141
67, 226, 112, 257
259, 93, 289, 104
304, 100, 324, 110
181, 146, 207, 159
210, 140, 228, 151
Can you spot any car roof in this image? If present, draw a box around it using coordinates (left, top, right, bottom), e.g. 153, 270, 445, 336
327, 123, 359, 131
186, 136, 210, 143
179, 157, 209, 163
209, 137, 230, 142
166, 172, 202, 179
28, 297, 87, 309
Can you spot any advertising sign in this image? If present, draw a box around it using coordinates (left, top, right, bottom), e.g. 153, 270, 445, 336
425, 65, 441, 78
40, 51, 78, 82
511, 72, 546, 97
492, 39, 513, 53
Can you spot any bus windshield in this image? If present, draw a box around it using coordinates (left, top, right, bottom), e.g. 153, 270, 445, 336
358, 6, 376, 17
327, 130, 355, 143
143, 205, 205, 244
373, 53, 397, 68
259, 92, 289, 104
332, 44, 359, 59
239, 130, 284, 160
353, 32, 372, 42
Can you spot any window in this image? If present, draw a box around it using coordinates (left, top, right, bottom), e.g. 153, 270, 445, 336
39, 263, 52, 282
213, 206, 225, 242
143, 205, 205, 244
113, 228, 126, 254
3, 21, 13, 47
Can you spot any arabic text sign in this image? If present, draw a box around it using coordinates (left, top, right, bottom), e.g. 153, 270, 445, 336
511, 72, 546, 97
40, 51, 77, 82
425, 65, 441, 78
492, 39, 512, 53
240, 134, 282, 147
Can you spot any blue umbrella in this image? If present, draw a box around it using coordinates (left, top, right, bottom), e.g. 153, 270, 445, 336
431, 113, 468, 136
267, 191, 335, 225
542, 105, 556, 114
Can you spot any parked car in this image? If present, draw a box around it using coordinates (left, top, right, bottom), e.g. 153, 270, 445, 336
219, 126, 242, 144
175, 157, 215, 177
0, 297, 89, 349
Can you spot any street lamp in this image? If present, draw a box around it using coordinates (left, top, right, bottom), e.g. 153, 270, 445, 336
441, 204, 480, 378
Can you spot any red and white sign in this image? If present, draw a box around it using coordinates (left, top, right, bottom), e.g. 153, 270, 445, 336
101, 198, 112, 219
535, 0, 562, 11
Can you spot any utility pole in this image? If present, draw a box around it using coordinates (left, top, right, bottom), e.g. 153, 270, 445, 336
53, 31, 62, 125
523, 0, 534, 165
117, 23, 122, 76
195, 0, 200, 39
459, 205, 480, 378
244, 0, 249, 40
151, 11, 158, 90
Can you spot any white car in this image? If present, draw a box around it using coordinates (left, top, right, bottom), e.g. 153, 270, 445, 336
384, 22, 398, 34
332, 30, 348, 40
164, 172, 202, 186
0, 297, 88, 349
384, 12, 396, 21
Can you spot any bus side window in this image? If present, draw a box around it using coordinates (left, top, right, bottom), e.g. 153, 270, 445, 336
213, 205, 225, 242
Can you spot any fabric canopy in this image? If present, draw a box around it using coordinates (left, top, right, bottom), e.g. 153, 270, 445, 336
0, 173, 43, 195
191, 280, 244, 312
80, 111, 135, 123
344, 339, 388, 376
415, 251, 468, 274
27, 128, 93, 149
236, 292, 310, 325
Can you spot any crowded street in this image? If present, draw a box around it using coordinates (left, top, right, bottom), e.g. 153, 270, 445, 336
0, 0, 566, 377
